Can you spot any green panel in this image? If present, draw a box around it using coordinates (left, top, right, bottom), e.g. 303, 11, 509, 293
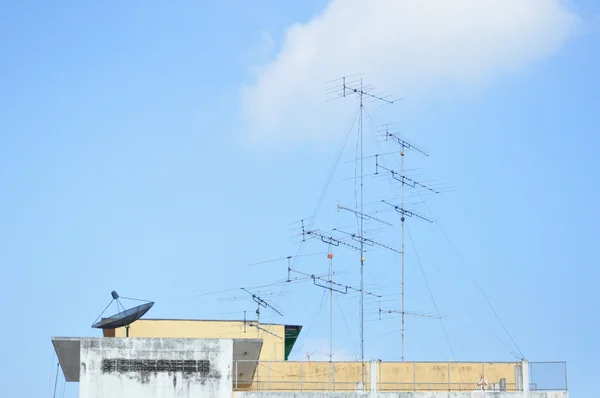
284, 325, 302, 360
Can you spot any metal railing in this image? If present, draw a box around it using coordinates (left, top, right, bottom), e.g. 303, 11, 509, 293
234, 361, 370, 392
529, 361, 568, 392
232, 360, 548, 392
378, 361, 520, 392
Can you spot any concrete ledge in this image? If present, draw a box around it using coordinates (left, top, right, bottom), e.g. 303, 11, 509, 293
52, 337, 263, 382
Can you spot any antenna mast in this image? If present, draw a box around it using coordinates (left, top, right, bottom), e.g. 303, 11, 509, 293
401, 135, 406, 362
378, 130, 437, 361
328, 246, 333, 363
339, 76, 397, 384
359, 78, 365, 381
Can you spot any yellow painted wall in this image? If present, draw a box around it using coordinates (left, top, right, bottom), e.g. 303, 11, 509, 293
109, 319, 286, 361
380, 362, 518, 392
238, 361, 519, 392
238, 362, 371, 392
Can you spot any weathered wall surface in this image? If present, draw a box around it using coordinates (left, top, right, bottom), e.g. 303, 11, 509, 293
80, 337, 232, 398
235, 392, 568, 398
234, 361, 519, 392
110, 319, 285, 360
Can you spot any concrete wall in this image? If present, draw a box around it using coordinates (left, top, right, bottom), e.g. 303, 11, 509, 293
79, 337, 232, 398
235, 393, 568, 398
108, 319, 286, 361
235, 361, 519, 392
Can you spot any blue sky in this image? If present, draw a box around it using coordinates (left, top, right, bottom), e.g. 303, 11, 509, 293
1, 1, 599, 397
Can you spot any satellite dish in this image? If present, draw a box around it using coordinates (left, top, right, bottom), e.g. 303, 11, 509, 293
92, 291, 154, 337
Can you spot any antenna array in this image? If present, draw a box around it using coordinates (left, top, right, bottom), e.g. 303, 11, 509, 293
375, 128, 440, 361
197, 74, 447, 376
317, 77, 446, 367
240, 288, 283, 340
298, 76, 405, 385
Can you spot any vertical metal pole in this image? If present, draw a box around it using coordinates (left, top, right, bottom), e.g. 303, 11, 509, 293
256, 303, 260, 339
401, 144, 405, 362
379, 360, 382, 392
448, 362, 450, 391
235, 360, 238, 390
329, 248, 333, 363
564, 362, 568, 391
359, 78, 365, 386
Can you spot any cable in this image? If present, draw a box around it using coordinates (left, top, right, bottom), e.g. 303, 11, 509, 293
419, 195, 526, 359
52, 362, 59, 398
270, 106, 361, 316
293, 288, 328, 356
60, 374, 66, 398
414, 226, 522, 358
307, 106, 361, 233
335, 296, 359, 360
406, 226, 456, 360
47, 350, 56, 396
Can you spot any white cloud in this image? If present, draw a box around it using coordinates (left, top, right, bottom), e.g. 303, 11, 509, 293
240, 0, 578, 146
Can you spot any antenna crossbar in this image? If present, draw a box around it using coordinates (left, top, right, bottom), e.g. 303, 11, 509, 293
342, 79, 399, 104
337, 204, 393, 226
379, 309, 441, 320
333, 229, 401, 254
290, 269, 381, 298
303, 229, 362, 251
384, 132, 429, 156
244, 320, 283, 339
241, 288, 284, 316
313, 277, 348, 294
381, 200, 433, 223
376, 160, 439, 194
378, 302, 441, 320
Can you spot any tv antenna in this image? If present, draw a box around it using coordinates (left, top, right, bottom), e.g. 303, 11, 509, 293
375, 129, 440, 361
318, 76, 400, 386
241, 288, 283, 339
91, 291, 154, 337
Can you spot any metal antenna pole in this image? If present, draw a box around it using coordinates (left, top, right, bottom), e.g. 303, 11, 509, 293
359, 78, 365, 386
326, 76, 398, 385
329, 246, 333, 363
401, 143, 406, 362
256, 302, 260, 339
379, 130, 435, 361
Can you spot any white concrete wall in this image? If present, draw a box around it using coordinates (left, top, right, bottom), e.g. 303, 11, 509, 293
80, 337, 232, 398
235, 393, 568, 398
